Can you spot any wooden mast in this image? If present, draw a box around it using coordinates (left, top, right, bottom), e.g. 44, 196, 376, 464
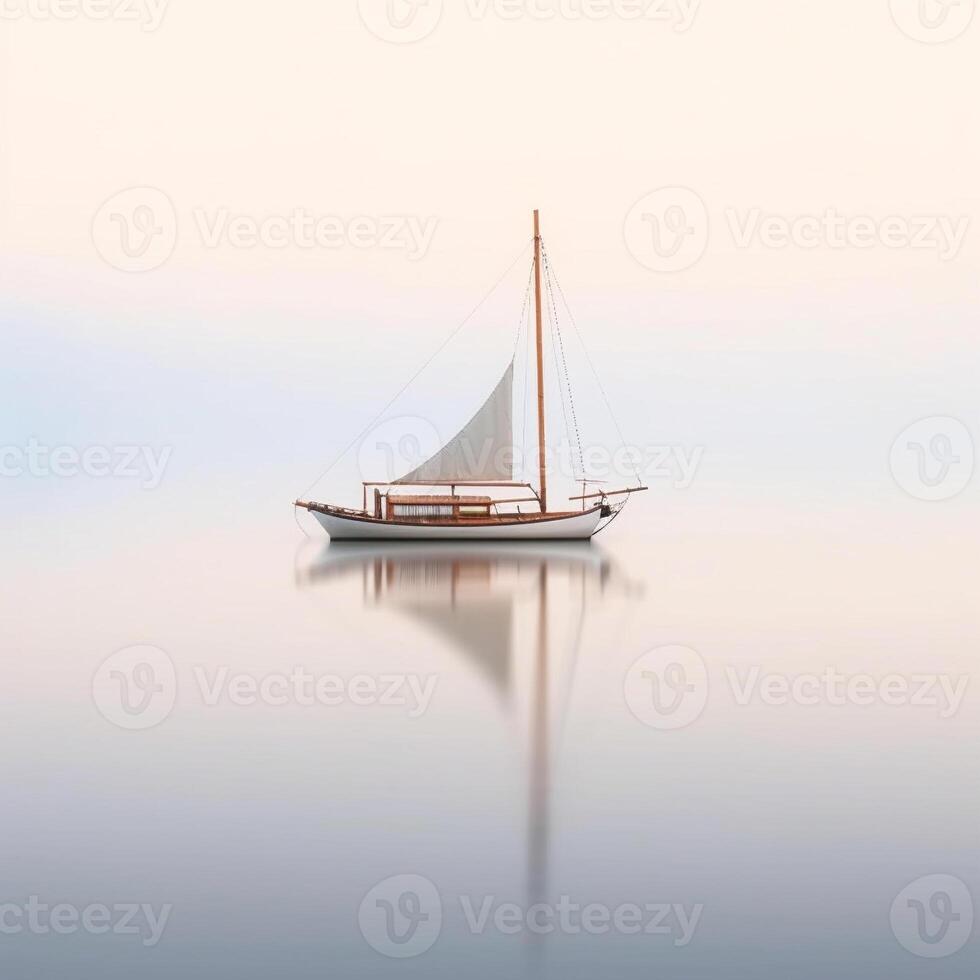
533, 210, 547, 514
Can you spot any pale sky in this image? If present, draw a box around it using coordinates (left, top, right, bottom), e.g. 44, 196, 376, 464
2, 0, 977, 509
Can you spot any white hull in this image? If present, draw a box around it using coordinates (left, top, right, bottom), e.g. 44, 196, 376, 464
311, 508, 603, 541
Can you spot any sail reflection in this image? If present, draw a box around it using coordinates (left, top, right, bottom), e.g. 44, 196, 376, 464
298, 541, 637, 951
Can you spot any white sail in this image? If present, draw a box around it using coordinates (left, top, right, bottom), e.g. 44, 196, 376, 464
397, 362, 514, 484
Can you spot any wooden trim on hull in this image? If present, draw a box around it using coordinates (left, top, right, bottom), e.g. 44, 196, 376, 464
300, 502, 604, 541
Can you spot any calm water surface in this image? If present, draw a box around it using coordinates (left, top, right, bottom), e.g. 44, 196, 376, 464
3, 499, 977, 978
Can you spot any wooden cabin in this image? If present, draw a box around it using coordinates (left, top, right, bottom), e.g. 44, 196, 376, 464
384, 494, 493, 522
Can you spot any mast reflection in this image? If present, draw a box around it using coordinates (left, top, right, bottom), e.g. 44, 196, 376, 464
299, 541, 636, 953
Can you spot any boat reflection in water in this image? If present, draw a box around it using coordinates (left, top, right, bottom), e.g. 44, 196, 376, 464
299, 541, 639, 954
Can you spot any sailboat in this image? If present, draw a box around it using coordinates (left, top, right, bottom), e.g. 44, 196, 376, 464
295, 211, 646, 540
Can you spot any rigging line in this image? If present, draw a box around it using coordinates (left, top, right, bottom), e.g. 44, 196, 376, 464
293, 500, 313, 538
513, 260, 534, 482
544, 251, 584, 482
512, 261, 535, 360
521, 262, 533, 474
543, 256, 578, 481
545, 246, 643, 485
300, 239, 533, 500
543, 245, 585, 481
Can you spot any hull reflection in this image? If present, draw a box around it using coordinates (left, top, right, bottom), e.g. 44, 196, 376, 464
297, 541, 638, 954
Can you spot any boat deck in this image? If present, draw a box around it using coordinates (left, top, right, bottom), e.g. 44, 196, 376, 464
298, 500, 599, 527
